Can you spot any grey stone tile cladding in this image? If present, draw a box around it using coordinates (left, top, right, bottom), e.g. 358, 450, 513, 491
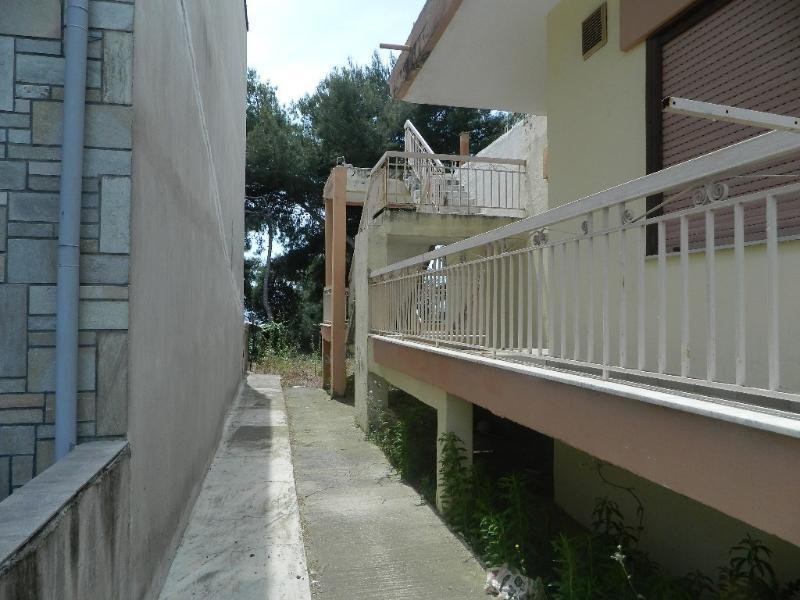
0, 113, 29, 128
0, 0, 135, 488
11, 455, 34, 486
0, 394, 44, 409
0, 206, 5, 251
0, 36, 14, 111
83, 149, 132, 177
0, 0, 62, 39
0, 426, 35, 455
32, 101, 133, 148
90, 2, 135, 32
0, 459, 7, 499
1, 410, 43, 425
7, 129, 31, 144
8, 193, 59, 222
15, 84, 50, 99
16, 55, 101, 87
103, 32, 133, 104
29, 161, 61, 176
27, 346, 96, 393
80, 254, 130, 285
35, 439, 53, 474
0, 161, 27, 190
7, 145, 60, 160
29, 285, 56, 315
7, 223, 56, 238
15, 39, 61, 55
6, 238, 57, 283
0, 285, 28, 377
27, 176, 60, 192
100, 176, 131, 253
0, 380, 26, 393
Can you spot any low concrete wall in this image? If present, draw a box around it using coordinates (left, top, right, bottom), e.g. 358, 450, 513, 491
0, 441, 130, 600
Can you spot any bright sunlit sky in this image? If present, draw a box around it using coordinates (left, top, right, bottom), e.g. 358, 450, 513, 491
246, 0, 426, 105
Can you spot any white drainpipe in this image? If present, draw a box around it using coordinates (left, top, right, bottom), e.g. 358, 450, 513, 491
55, 0, 90, 460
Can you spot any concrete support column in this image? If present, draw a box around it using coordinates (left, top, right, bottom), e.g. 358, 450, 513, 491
435, 393, 473, 511
330, 166, 348, 396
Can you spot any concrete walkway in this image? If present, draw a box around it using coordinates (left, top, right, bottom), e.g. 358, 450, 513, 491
159, 375, 312, 599
285, 386, 486, 599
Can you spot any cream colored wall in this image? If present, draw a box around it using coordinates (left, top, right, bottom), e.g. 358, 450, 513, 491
555, 441, 800, 580
545, 0, 800, 391
546, 0, 646, 207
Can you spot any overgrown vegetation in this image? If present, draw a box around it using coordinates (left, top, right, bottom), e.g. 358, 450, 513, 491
248, 322, 322, 388
367, 394, 437, 504
370, 429, 800, 599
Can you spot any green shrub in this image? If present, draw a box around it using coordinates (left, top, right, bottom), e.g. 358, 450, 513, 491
373, 431, 800, 599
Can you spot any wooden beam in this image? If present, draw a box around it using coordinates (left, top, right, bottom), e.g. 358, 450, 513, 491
388, 0, 463, 100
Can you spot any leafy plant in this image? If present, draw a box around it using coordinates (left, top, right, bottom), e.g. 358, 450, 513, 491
438, 432, 475, 537
368, 398, 437, 505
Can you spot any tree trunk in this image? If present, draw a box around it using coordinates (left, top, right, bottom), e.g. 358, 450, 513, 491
262, 220, 274, 321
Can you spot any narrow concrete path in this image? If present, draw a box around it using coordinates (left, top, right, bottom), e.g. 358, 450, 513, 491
285, 386, 486, 599
159, 375, 312, 599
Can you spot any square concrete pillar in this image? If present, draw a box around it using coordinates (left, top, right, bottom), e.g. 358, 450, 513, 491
436, 394, 473, 511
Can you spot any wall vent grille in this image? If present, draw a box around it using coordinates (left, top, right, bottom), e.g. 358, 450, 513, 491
582, 3, 607, 59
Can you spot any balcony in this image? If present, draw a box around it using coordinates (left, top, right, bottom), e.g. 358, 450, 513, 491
369, 130, 800, 431
363, 121, 527, 221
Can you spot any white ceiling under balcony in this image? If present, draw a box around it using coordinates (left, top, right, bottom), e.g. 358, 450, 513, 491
393, 0, 558, 114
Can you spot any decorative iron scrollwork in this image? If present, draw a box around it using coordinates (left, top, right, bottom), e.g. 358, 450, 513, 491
580, 220, 590, 235
532, 229, 548, 246
693, 182, 729, 206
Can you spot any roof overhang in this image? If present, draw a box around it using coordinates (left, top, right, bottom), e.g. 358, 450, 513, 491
389, 0, 559, 114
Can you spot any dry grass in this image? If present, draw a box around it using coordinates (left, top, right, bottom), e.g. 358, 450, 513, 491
250, 351, 323, 388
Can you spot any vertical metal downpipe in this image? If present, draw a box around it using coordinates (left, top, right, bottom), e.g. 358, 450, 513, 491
55, 0, 90, 460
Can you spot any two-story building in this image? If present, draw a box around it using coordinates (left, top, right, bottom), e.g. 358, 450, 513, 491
324, 0, 800, 579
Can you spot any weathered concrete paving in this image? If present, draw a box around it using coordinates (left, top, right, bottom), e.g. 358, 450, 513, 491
285, 386, 486, 599
159, 375, 312, 600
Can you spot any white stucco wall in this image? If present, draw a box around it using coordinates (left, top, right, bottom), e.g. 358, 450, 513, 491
476, 116, 549, 217
127, 1, 246, 598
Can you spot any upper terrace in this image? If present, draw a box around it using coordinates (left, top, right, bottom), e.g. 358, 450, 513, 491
325, 120, 529, 220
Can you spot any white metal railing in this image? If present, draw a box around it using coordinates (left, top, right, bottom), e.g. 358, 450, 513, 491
404, 120, 446, 196
369, 130, 800, 406
358, 120, 528, 217
371, 151, 526, 216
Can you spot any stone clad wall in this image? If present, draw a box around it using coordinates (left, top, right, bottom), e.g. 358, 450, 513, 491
0, 0, 134, 498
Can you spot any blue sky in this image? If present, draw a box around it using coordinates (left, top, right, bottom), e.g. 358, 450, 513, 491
247, 0, 426, 105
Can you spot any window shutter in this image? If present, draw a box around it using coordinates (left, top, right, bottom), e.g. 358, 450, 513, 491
659, 0, 800, 250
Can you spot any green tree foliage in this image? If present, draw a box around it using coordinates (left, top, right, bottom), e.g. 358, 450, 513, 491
297, 54, 410, 169
245, 56, 517, 352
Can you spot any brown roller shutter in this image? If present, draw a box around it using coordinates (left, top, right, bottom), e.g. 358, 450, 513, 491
655, 0, 800, 250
